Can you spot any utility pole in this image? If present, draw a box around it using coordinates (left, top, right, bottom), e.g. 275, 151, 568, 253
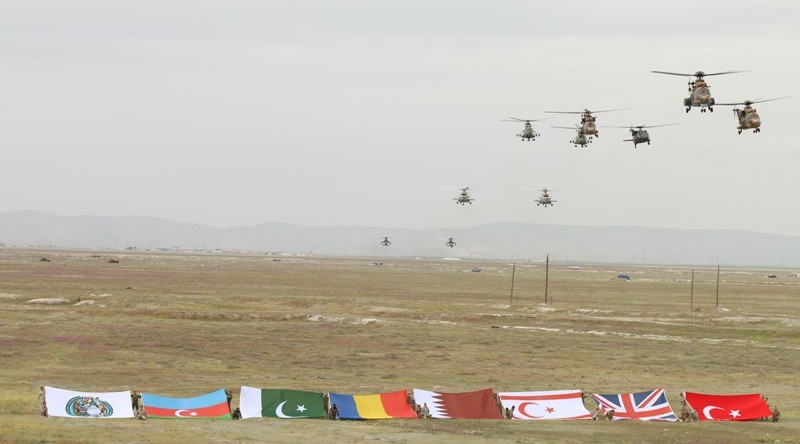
510, 263, 516, 304
690, 269, 694, 311
715, 265, 720, 308
544, 254, 550, 304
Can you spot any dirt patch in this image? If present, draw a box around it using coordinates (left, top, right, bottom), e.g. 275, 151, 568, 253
26, 298, 70, 305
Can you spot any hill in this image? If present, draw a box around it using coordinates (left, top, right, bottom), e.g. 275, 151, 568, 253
1, 210, 799, 267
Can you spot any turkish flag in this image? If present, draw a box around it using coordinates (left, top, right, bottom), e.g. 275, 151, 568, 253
684, 392, 772, 421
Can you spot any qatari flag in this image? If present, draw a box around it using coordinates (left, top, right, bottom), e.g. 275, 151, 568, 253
412, 388, 503, 419
684, 392, 772, 421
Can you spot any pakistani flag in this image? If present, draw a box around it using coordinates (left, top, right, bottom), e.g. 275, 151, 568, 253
239, 386, 326, 419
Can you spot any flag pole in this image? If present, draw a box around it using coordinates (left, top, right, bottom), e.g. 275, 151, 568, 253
510, 263, 516, 304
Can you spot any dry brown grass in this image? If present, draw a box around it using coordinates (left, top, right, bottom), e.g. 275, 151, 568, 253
0, 248, 798, 443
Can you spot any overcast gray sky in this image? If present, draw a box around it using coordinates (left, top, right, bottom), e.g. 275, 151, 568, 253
2, 1, 799, 235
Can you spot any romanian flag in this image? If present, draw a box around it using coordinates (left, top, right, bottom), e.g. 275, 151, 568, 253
328, 390, 418, 420
141, 389, 231, 419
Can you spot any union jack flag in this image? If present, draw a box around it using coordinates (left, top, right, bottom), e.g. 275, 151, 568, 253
592, 388, 677, 421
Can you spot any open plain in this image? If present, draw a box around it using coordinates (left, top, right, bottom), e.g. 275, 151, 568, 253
0, 248, 798, 443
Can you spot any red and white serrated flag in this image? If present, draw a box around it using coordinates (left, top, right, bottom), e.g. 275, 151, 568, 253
498, 390, 592, 420
684, 392, 772, 421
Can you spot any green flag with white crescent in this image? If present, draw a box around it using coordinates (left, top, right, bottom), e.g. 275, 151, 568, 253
239, 386, 326, 419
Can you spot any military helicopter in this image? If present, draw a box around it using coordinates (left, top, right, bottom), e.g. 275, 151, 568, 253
545, 108, 625, 139
441, 186, 490, 205
715, 97, 793, 134
437, 237, 457, 248
380, 237, 391, 247
500, 117, 550, 141
521, 187, 570, 207
609, 123, 680, 147
552, 125, 591, 147
651, 70, 744, 113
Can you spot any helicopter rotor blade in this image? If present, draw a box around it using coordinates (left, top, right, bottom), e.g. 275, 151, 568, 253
551, 125, 581, 130
651, 70, 695, 77
751, 95, 796, 104
702, 70, 747, 76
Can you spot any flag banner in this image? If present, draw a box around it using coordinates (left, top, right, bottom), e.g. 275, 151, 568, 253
592, 388, 677, 421
684, 392, 772, 421
412, 388, 504, 419
239, 386, 325, 419
328, 390, 417, 420
141, 389, 231, 419
498, 390, 592, 420
44, 386, 134, 418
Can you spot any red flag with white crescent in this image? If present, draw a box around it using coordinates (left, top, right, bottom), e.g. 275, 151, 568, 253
684, 392, 772, 421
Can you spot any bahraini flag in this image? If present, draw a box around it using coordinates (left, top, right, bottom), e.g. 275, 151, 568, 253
592, 388, 677, 421
328, 390, 417, 419
239, 386, 325, 419
141, 389, 231, 419
498, 390, 592, 420
412, 388, 503, 419
684, 392, 772, 421
44, 386, 134, 418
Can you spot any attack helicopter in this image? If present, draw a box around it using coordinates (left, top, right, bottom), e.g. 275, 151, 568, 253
380, 237, 391, 247
545, 108, 625, 139
651, 70, 744, 113
552, 125, 591, 147
609, 123, 680, 147
715, 97, 793, 134
501, 117, 549, 141
437, 237, 457, 248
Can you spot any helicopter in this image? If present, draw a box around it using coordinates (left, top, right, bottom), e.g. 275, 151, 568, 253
380, 236, 391, 247
521, 187, 570, 207
651, 70, 744, 113
545, 108, 625, 139
715, 97, 793, 134
441, 185, 490, 205
437, 237, 457, 248
501, 117, 549, 141
552, 125, 591, 147
609, 123, 680, 147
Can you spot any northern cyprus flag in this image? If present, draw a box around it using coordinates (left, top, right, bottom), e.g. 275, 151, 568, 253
239, 386, 325, 419
498, 390, 593, 420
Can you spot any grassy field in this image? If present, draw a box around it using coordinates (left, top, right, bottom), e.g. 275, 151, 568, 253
0, 248, 798, 443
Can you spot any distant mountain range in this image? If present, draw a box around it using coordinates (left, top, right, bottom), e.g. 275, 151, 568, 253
1, 210, 799, 267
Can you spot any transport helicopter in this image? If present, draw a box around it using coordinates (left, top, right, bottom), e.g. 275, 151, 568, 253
521, 187, 571, 207
651, 70, 744, 113
441, 186, 490, 205
437, 237, 457, 248
609, 123, 680, 147
380, 237, 391, 247
545, 108, 625, 139
500, 117, 550, 141
715, 97, 793, 134
552, 125, 591, 147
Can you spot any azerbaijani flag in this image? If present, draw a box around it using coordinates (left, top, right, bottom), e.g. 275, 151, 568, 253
328, 390, 418, 419
141, 389, 231, 419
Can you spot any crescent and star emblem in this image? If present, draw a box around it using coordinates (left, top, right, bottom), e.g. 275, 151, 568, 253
275, 401, 309, 418
174, 409, 198, 417
517, 402, 544, 419
702, 405, 724, 419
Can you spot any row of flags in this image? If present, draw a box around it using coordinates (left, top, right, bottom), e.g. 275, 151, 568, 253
43, 386, 774, 422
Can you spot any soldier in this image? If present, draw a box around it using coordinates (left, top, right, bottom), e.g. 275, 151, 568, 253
421, 403, 431, 418
232, 407, 241, 420
591, 407, 602, 421
225, 389, 233, 412
328, 403, 339, 420
771, 406, 780, 422
38, 386, 48, 417
415, 403, 422, 417
136, 403, 147, 420
131, 391, 140, 413
604, 409, 615, 421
